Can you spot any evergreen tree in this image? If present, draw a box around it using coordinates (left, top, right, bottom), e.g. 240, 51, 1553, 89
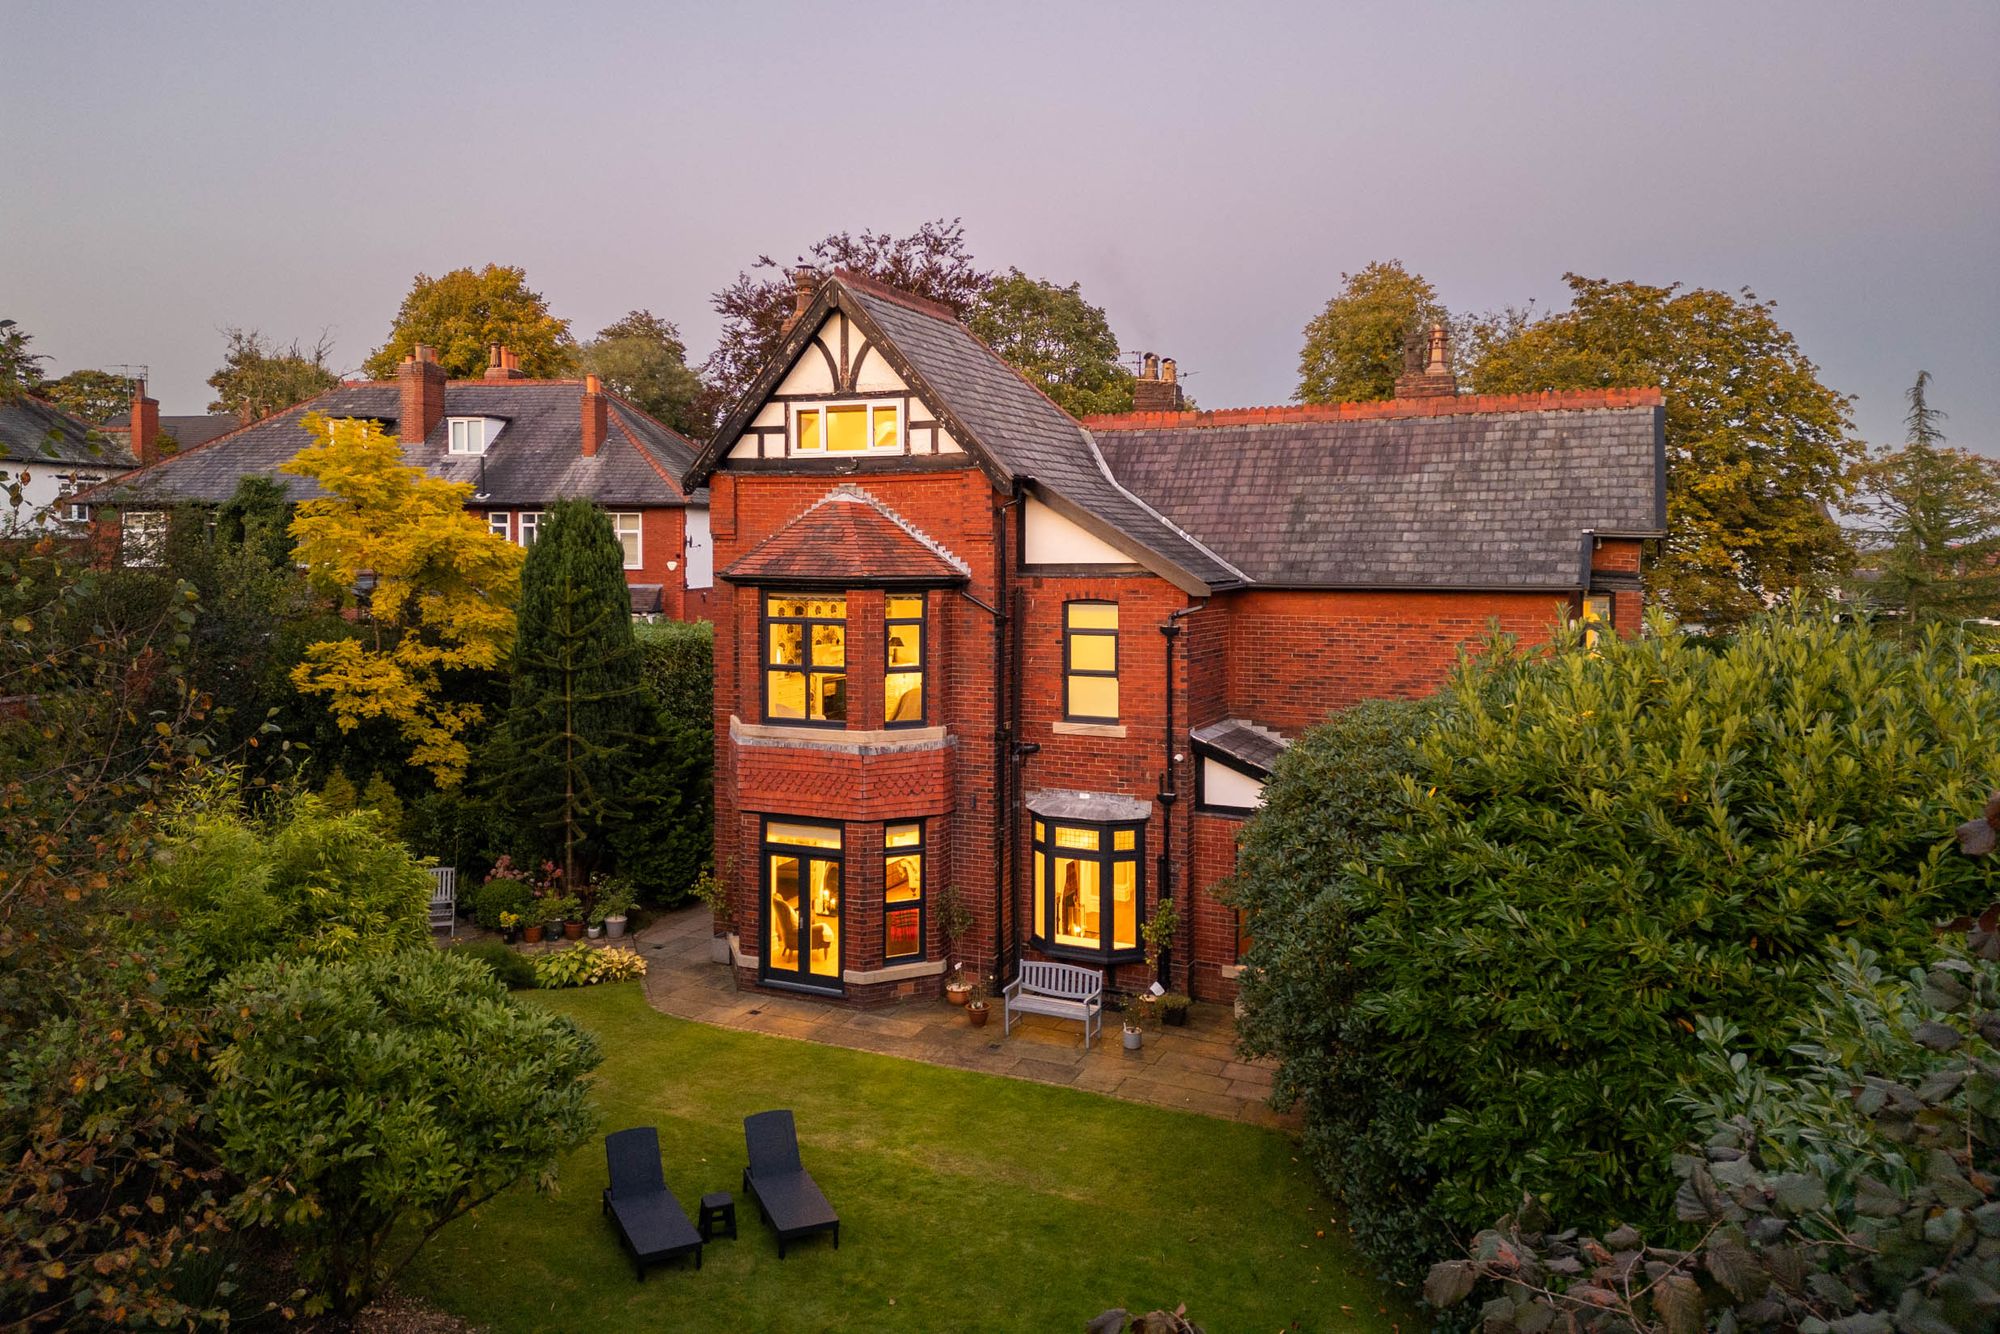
1858, 371, 2000, 630
496, 499, 650, 886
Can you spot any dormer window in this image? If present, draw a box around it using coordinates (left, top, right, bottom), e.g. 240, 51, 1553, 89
447, 417, 488, 455
794, 402, 901, 455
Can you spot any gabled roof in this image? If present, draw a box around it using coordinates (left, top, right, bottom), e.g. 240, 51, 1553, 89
104, 412, 240, 450
1091, 392, 1666, 590
85, 381, 701, 509
690, 273, 1244, 595
0, 395, 137, 468
722, 485, 969, 586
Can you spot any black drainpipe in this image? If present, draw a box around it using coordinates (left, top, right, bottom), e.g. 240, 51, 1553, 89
1157, 600, 1206, 989
984, 485, 1026, 988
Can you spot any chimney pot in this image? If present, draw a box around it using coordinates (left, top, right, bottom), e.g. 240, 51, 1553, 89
1131, 355, 1184, 413
1162, 357, 1177, 384
1141, 353, 1159, 381
486, 345, 526, 380
1393, 320, 1458, 399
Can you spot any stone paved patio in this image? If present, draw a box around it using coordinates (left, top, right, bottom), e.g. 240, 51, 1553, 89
617, 906, 1296, 1128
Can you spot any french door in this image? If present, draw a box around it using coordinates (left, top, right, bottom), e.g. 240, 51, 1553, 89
761, 819, 843, 992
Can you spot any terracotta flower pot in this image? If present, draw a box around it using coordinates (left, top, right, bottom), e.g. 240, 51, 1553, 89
523, 924, 544, 944
563, 921, 584, 940
967, 1004, 989, 1028
945, 983, 971, 1006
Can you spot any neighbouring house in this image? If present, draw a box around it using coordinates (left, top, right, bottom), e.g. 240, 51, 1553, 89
100, 407, 240, 455
0, 392, 139, 534
685, 270, 1665, 1008
81, 345, 713, 615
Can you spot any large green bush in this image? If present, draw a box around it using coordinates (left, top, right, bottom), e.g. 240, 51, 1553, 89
211, 949, 599, 1319
145, 777, 432, 990
635, 618, 713, 724
1237, 610, 2000, 1281
617, 618, 715, 903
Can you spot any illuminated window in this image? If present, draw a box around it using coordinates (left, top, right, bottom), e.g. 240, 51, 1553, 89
1063, 601, 1119, 722
764, 593, 847, 724
885, 594, 925, 726
487, 512, 510, 540
794, 402, 902, 455
611, 512, 642, 569
1031, 818, 1142, 962
1581, 593, 1614, 649
884, 821, 925, 962
763, 819, 842, 988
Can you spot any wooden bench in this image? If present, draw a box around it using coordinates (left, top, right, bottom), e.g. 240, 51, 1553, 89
1003, 961, 1104, 1049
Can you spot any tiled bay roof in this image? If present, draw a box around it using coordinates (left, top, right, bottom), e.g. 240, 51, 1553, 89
0, 395, 137, 468
1091, 394, 1665, 589
1191, 718, 1290, 775
88, 381, 699, 509
722, 485, 968, 585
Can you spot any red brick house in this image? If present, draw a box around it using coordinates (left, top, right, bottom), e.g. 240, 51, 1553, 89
685, 272, 1665, 1007
83, 346, 712, 616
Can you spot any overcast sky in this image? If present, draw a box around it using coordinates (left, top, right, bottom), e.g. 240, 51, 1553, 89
5, 1, 1995, 455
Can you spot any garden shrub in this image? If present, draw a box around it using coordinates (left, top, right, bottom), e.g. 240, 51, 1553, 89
1238, 609, 2000, 1281
445, 939, 538, 991
635, 618, 713, 723
210, 948, 599, 1319
532, 943, 648, 988
470, 871, 533, 930
145, 775, 432, 991
616, 619, 715, 905
1432, 937, 2000, 1332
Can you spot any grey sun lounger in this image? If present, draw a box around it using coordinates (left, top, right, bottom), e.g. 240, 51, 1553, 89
742, 1110, 840, 1258
602, 1127, 703, 1278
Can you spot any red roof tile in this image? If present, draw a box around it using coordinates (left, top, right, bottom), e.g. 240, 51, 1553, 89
722, 486, 968, 585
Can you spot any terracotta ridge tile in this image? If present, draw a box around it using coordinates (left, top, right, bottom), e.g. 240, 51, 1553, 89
1080, 386, 1663, 431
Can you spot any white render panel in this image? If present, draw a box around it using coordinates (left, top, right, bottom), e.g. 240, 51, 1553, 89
852, 343, 907, 392
1202, 758, 1267, 810
727, 435, 762, 460
774, 316, 840, 396
751, 402, 786, 428
934, 424, 962, 454
1024, 496, 1131, 565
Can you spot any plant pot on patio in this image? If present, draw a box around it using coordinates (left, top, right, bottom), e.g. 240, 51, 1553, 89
586, 923, 603, 940
1122, 1023, 1143, 1051
563, 920, 584, 941
543, 919, 563, 941
710, 935, 732, 964
1160, 993, 1190, 1027
605, 914, 628, 940
523, 924, 545, 944
966, 998, 989, 1028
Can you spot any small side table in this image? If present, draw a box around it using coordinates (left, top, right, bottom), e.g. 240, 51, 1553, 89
699, 1191, 736, 1242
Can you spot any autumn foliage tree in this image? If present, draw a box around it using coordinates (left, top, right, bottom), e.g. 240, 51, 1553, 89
281, 413, 524, 785
363, 264, 577, 381
1295, 260, 1448, 405
206, 327, 340, 423
1468, 275, 1862, 626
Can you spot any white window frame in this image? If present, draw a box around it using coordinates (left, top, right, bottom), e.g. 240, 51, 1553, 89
487, 511, 511, 540
447, 417, 487, 455
517, 511, 542, 548
60, 472, 103, 524
122, 510, 166, 566
611, 512, 642, 570
792, 400, 904, 456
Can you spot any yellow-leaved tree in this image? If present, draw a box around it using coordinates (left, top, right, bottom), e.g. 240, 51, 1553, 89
282, 413, 524, 785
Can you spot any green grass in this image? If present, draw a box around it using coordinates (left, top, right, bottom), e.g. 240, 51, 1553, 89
407, 985, 1414, 1333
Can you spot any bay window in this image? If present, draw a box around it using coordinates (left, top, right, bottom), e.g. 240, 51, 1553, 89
764, 593, 847, 724
885, 594, 925, 725
884, 821, 925, 962
1031, 818, 1142, 962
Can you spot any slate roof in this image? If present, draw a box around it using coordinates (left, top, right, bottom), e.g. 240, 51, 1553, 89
723, 485, 968, 585
1092, 395, 1665, 589
86, 381, 700, 509
0, 395, 138, 468
104, 412, 240, 450
1191, 718, 1290, 776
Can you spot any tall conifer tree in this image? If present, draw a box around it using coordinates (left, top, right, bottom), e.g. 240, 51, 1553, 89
497, 500, 650, 886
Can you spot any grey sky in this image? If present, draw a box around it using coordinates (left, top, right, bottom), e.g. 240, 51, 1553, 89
6, 1, 1995, 456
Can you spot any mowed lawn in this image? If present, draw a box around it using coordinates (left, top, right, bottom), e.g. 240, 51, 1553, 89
407, 984, 1415, 1333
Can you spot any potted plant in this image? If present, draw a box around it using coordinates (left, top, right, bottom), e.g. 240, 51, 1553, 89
1142, 893, 1181, 989
558, 894, 586, 941
691, 864, 732, 964
1159, 991, 1191, 1028
939, 883, 975, 1004
965, 982, 989, 1028
499, 910, 521, 945
597, 881, 635, 940
1121, 992, 1152, 1051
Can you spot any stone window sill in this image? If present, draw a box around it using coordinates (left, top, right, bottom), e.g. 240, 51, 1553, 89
1052, 721, 1127, 738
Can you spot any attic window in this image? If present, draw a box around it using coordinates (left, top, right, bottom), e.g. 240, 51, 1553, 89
447, 418, 488, 455
794, 402, 900, 455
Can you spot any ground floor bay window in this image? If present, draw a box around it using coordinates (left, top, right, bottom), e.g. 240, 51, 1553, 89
763, 820, 843, 992
1031, 818, 1143, 964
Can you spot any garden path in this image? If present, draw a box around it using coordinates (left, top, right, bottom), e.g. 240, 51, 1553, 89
626, 906, 1295, 1128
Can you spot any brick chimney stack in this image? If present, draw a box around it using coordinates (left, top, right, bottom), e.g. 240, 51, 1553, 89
484, 344, 527, 380
129, 378, 160, 465
397, 345, 446, 444
1132, 351, 1185, 412
1393, 322, 1458, 399
581, 373, 608, 457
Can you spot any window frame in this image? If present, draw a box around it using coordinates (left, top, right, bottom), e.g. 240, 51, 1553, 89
121, 510, 166, 567
1030, 817, 1145, 965
761, 592, 848, 728
883, 820, 926, 964
760, 817, 845, 993
447, 417, 487, 455
59, 472, 103, 524
792, 400, 904, 457
610, 511, 643, 570
517, 511, 542, 548
487, 511, 511, 540
1062, 600, 1120, 723
1581, 593, 1614, 648
883, 592, 926, 728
